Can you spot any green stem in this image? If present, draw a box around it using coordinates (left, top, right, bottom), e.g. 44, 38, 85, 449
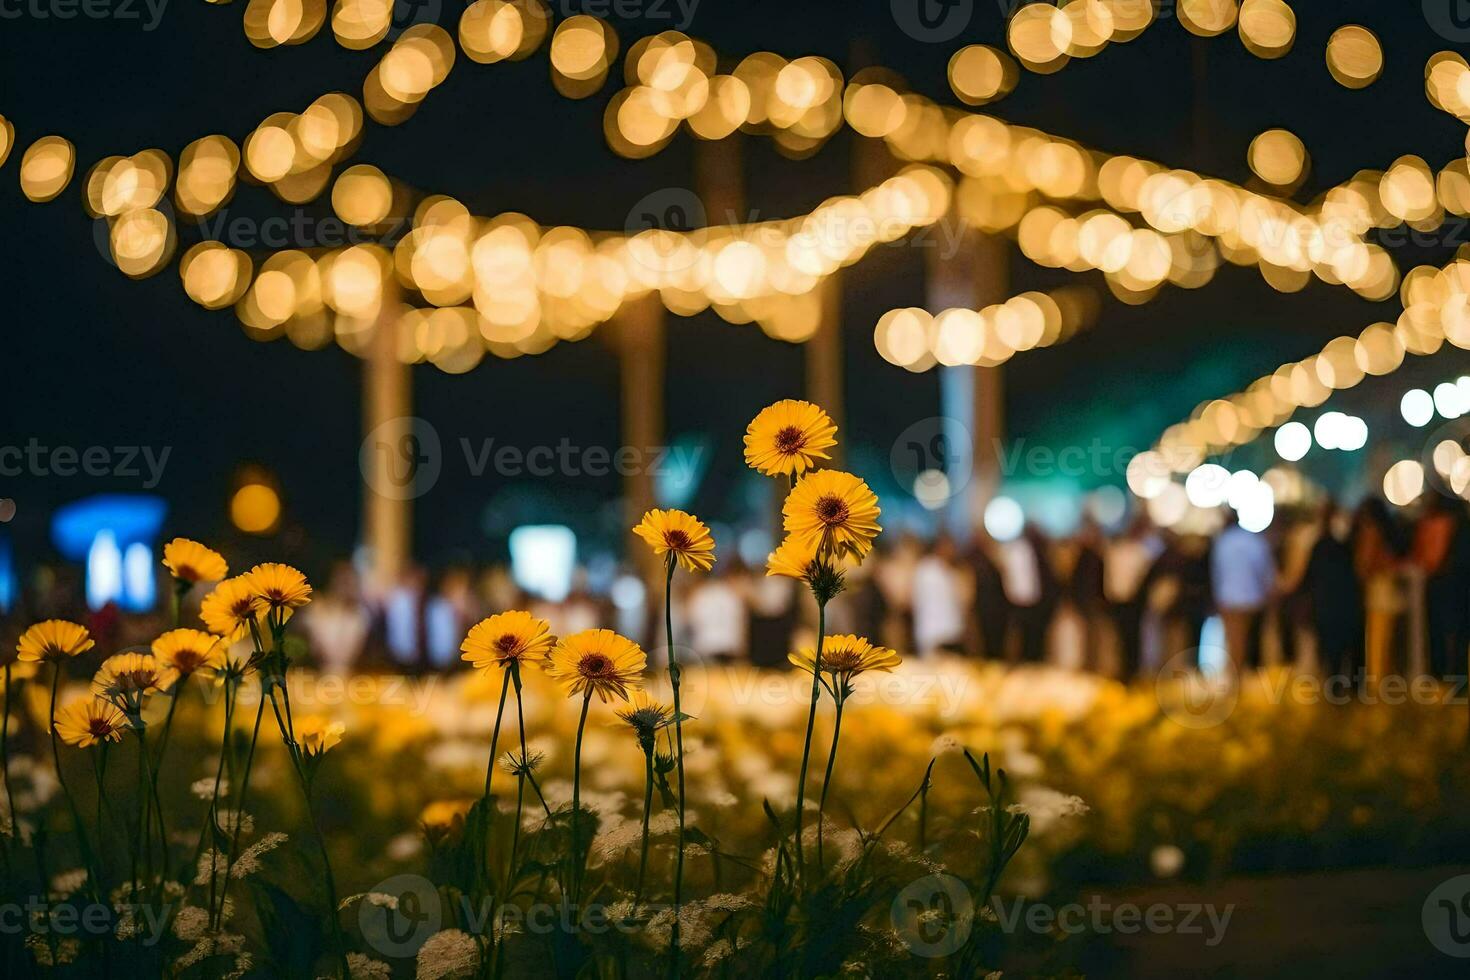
816, 696, 844, 872
200, 675, 236, 915
664, 556, 688, 964
793, 603, 827, 881
214, 686, 266, 929
2, 665, 15, 841
48, 666, 101, 901
569, 689, 592, 913
483, 670, 511, 800
633, 749, 654, 907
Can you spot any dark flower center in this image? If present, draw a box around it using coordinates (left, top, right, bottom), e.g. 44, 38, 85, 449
88, 718, 114, 737
120, 669, 156, 690
774, 426, 806, 454
664, 529, 693, 551
579, 653, 615, 678
176, 564, 198, 582
230, 598, 255, 619
173, 650, 205, 673
494, 633, 522, 654
815, 494, 849, 525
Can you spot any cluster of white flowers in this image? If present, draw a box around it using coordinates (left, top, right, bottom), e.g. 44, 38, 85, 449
26, 934, 81, 966
48, 866, 88, 899
415, 928, 479, 980
230, 831, 289, 878
591, 810, 678, 864
191, 776, 227, 799
347, 951, 393, 979
1007, 786, 1089, 835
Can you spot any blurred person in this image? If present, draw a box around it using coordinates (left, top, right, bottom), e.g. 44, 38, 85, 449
748, 570, 797, 668
912, 536, 966, 656
1106, 514, 1161, 679
425, 566, 478, 670
1299, 503, 1361, 683
841, 557, 889, 648
1210, 510, 1276, 675
1276, 509, 1322, 668
1412, 492, 1470, 680
383, 565, 429, 671
1069, 517, 1108, 672
1145, 532, 1211, 672
304, 561, 371, 674
997, 524, 1057, 664
875, 534, 923, 652
1352, 498, 1405, 681
968, 530, 1008, 661
687, 559, 748, 664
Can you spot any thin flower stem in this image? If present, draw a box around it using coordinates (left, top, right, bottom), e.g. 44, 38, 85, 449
214, 686, 266, 929
483, 670, 511, 800
2, 665, 15, 851
664, 556, 688, 965
815, 696, 845, 872
48, 666, 102, 902
525, 768, 553, 820
199, 675, 235, 913
569, 689, 592, 912
633, 749, 655, 907
793, 602, 827, 882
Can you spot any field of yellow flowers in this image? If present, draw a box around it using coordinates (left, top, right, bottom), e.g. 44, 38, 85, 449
3, 398, 1468, 977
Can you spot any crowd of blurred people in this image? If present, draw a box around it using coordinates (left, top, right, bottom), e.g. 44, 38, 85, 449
5, 490, 1469, 685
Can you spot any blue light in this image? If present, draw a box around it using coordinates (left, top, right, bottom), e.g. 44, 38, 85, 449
52, 494, 167, 561
123, 542, 157, 612
509, 525, 577, 601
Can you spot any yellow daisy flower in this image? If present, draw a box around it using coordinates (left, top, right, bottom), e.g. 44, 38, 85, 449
765, 535, 822, 581
420, 799, 474, 844
545, 629, 646, 703
743, 399, 838, 477
782, 469, 882, 563
161, 538, 229, 585
92, 653, 179, 709
16, 620, 94, 664
200, 576, 264, 643
296, 715, 344, 757
460, 611, 556, 671
788, 634, 902, 680
53, 697, 130, 747
245, 563, 313, 618
632, 509, 717, 573
151, 629, 226, 678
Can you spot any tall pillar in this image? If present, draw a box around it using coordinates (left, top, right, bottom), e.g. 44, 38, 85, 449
694, 133, 744, 227
362, 308, 413, 591
617, 293, 666, 640
931, 229, 1009, 536
806, 273, 845, 466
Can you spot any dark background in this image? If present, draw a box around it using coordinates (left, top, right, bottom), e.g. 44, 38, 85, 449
2, 0, 1468, 570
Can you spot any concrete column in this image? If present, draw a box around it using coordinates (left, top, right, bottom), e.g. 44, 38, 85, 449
930, 229, 1009, 535
617, 292, 666, 641
362, 307, 413, 591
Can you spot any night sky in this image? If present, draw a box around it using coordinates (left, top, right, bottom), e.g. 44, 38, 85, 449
3, 0, 1469, 571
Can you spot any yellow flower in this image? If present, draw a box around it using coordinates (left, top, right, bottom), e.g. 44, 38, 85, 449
92, 653, 179, 709
460, 611, 556, 671
545, 629, 646, 703
200, 576, 264, 642
296, 715, 344, 757
161, 538, 228, 585
420, 799, 474, 844
743, 399, 838, 477
151, 629, 226, 678
782, 469, 881, 563
53, 697, 129, 747
245, 563, 312, 618
632, 509, 716, 573
789, 634, 902, 678
765, 535, 822, 581
16, 620, 94, 664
